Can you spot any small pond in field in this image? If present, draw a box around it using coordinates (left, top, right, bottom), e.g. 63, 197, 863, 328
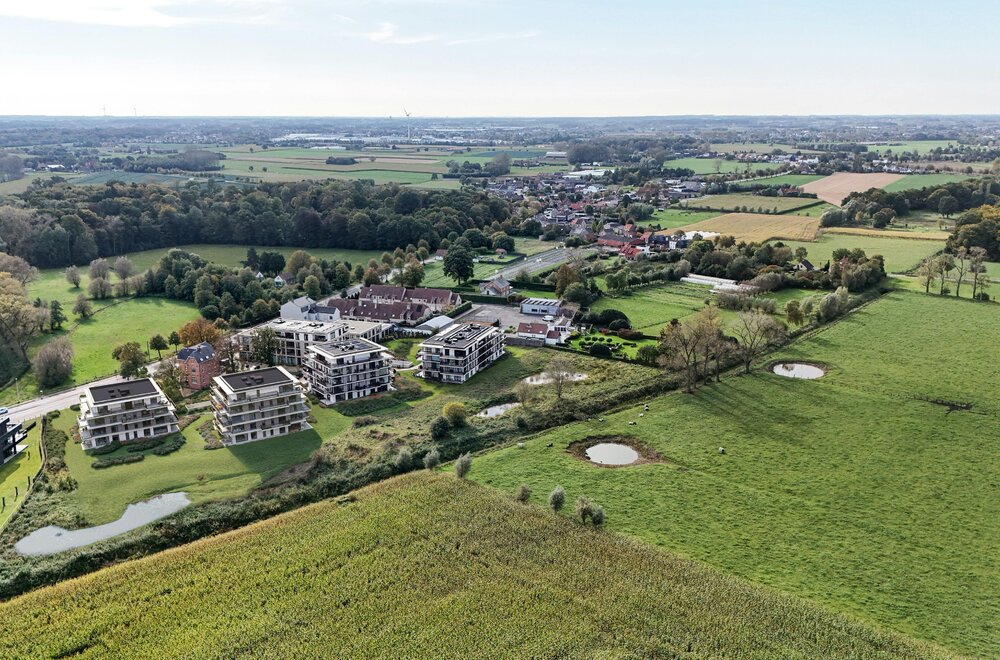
772, 363, 825, 380
585, 443, 640, 466
15, 492, 191, 556
523, 372, 588, 386
476, 402, 522, 418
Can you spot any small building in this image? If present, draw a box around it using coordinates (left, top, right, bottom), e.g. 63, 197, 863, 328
516, 322, 548, 341
479, 275, 513, 297
78, 380, 179, 450
0, 407, 27, 465
520, 297, 563, 316
176, 342, 220, 390
418, 323, 505, 384
304, 338, 394, 405
796, 259, 815, 272
211, 367, 309, 445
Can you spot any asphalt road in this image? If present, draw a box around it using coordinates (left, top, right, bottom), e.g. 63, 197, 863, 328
493, 246, 593, 281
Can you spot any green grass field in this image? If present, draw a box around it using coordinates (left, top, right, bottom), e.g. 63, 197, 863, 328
590, 282, 714, 334
710, 142, 820, 154
731, 174, 824, 189
0, 420, 42, 530
864, 140, 957, 155
777, 233, 942, 273
664, 157, 783, 175
684, 193, 823, 213
881, 173, 974, 192
642, 208, 720, 229
0, 473, 946, 658
469, 293, 1000, 656
789, 201, 838, 217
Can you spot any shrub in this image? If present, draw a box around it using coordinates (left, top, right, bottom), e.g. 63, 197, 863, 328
442, 402, 468, 428
576, 496, 594, 523
92, 455, 145, 469
455, 453, 472, 479
89, 440, 123, 456
549, 486, 566, 512
430, 416, 450, 440
423, 448, 441, 470
150, 437, 185, 456
589, 343, 612, 358
394, 447, 413, 472
590, 505, 605, 526
352, 415, 378, 428
608, 318, 630, 331
515, 484, 532, 503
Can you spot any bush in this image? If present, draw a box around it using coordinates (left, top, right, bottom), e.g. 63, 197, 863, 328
455, 452, 472, 479
576, 496, 594, 523
125, 437, 166, 453
89, 440, 123, 456
351, 415, 378, 428
608, 319, 630, 331
423, 448, 441, 470
590, 505, 605, 526
442, 402, 468, 428
150, 437, 185, 456
394, 448, 413, 472
92, 455, 145, 469
515, 484, 532, 503
635, 345, 660, 366
549, 485, 566, 512
430, 416, 450, 440
589, 343, 612, 358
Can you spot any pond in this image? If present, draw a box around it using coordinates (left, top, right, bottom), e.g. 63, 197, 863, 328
476, 402, 522, 418
585, 443, 640, 466
523, 372, 588, 386
772, 362, 825, 380
15, 492, 191, 556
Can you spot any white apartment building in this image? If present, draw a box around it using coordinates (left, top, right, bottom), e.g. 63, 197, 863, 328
418, 323, 505, 384
303, 338, 394, 405
78, 379, 179, 450
235, 319, 348, 367
211, 367, 309, 445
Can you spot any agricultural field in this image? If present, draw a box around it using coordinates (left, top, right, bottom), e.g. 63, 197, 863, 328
710, 142, 820, 154
730, 174, 824, 189
641, 208, 720, 229
0, 419, 42, 530
801, 173, 904, 205
663, 157, 783, 175
824, 226, 950, 241
863, 140, 958, 155
671, 212, 821, 243
778, 233, 942, 273
470, 293, 1000, 656
787, 201, 838, 217
683, 193, 823, 213
0, 172, 81, 194
0, 473, 945, 658
881, 173, 975, 192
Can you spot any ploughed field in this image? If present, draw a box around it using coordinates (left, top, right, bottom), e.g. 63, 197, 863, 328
801, 172, 905, 205
0, 474, 947, 659
469, 292, 1000, 657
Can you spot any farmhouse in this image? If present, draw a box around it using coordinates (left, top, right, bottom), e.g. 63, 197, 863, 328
303, 338, 394, 405
176, 342, 220, 390
478, 275, 512, 297
0, 408, 26, 465
78, 380, 179, 450
211, 367, 309, 445
418, 323, 505, 384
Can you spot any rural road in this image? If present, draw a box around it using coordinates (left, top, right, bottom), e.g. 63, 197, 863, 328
6, 360, 166, 425
490, 246, 593, 281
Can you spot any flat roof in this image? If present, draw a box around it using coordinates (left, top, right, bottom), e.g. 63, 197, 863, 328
89, 379, 159, 403
267, 319, 345, 333
421, 323, 497, 350
310, 337, 385, 358
521, 297, 561, 306
218, 367, 293, 391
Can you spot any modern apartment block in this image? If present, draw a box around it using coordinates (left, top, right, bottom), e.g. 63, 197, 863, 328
0, 407, 27, 464
235, 319, 348, 368
78, 379, 179, 450
303, 338, 394, 405
417, 323, 505, 384
211, 367, 309, 444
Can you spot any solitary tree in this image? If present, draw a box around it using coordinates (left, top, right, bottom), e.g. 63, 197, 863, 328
916, 257, 936, 294
549, 485, 566, 512
65, 265, 81, 289
442, 245, 475, 285
113, 256, 136, 282
442, 402, 468, 427
149, 334, 168, 359
33, 338, 74, 388
731, 311, 786, 374
88, 258, 109, 280
544, 355, 575, 400
112, 341, 146, 378
658, 318, 702, 393
49, 300, 66, 331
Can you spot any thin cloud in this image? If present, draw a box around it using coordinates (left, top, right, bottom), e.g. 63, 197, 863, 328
357, 22, 439, 45
0, 0, 282, 28
446, 30, 539, 46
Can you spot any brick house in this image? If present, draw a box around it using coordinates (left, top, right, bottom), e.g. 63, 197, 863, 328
177, 342, 221, 390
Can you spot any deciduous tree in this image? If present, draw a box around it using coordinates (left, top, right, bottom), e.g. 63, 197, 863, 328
731, 311, 786, 375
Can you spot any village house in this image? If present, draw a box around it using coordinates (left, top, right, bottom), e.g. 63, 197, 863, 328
78, 380, 179, 450
478, 275, 513, 297
516, 322, 548, 342
303, 338, 394, 405
176, 342, 220, 390
211, 367, 309, 445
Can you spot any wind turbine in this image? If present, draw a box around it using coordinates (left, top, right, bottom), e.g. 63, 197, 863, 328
403, 108, 412, 142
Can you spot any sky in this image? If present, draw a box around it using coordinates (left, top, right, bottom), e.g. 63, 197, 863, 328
1, 0, 999, 117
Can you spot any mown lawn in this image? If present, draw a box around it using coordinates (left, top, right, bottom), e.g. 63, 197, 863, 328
0, 420, 42, 530
469, 293, 1000, 656
0, 473, 947, 659
590, 282, 712, 334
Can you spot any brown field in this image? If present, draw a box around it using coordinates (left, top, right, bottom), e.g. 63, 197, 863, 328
825, 227, 950, 241
801, 173, 904, 205
665, 213, 821, 243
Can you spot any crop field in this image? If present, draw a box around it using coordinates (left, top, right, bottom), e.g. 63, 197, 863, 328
824, 226, 949, 241
670, 212, 821, 243
710, 142, 820, 154
800, 173, 904, 205
0, 473, 946, 658
778, 233, 942, 273
0, 420, 42, 530
881, 173, 975, 192
730, 174, 825, 189
663, 157, 783, 175
470, 293, 1000, 656
641, 208, 720, 229
684, 193, 823, 213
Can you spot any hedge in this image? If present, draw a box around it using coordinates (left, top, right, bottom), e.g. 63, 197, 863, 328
92, 455, 145, 469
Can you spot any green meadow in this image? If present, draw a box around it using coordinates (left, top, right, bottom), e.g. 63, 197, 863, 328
469, 292, 1000, 656
882, 173, 975, 192
777, 233, 942, 273
664, 157, 783, 175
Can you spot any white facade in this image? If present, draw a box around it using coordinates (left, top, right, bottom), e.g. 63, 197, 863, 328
211, 367, 309, 445
520, 297, 563, 316
418, 324, 505, 384
78, 380, 179, 450
304, 339, 394, 405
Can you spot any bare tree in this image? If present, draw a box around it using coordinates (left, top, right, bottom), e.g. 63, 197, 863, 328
545, 355, 574, 400
113, 256, 136, 282
65, 265, 81, 289
514, 380, 534, 407
0, 253, 38, 285
658, 318, 703, 393
88, 257, 109, 281
952, 248, 969, 298
731, 311, 786, 375
693, 306, 722, 380
968, 247, 987, 300
915, 258, 935, 294
935, 254, 954, 295
33, 337, 74, 388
